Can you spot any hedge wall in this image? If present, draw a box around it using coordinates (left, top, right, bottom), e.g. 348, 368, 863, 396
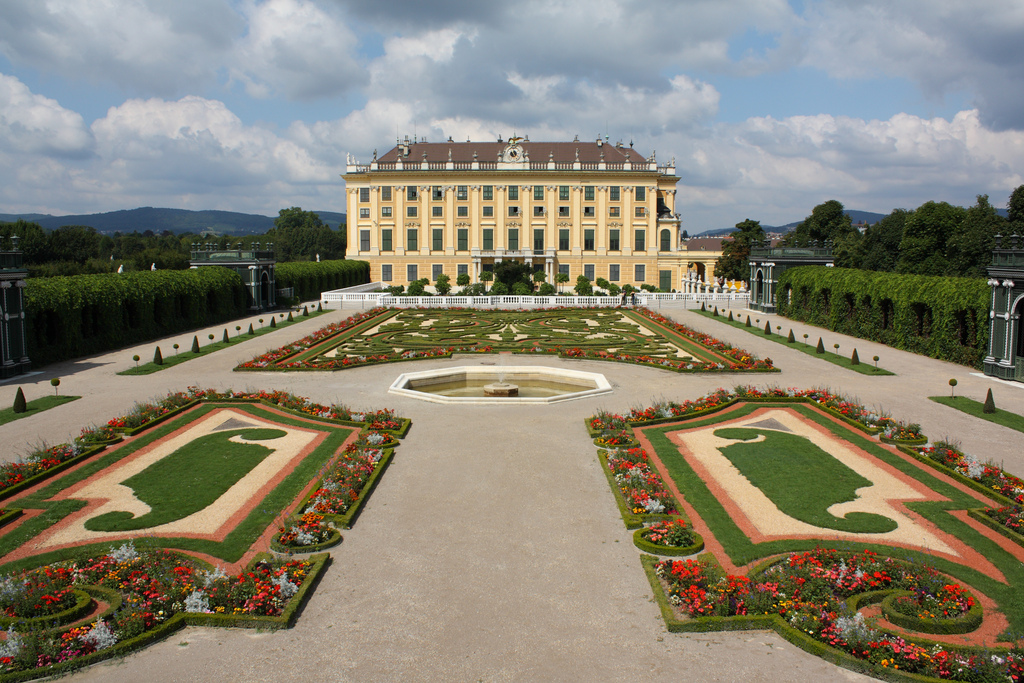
776, 267, 991, 368
275, 260, 369, 301
25, 267, 247, 366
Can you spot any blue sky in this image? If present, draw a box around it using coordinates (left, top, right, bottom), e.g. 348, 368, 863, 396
0, 0, 1021, 233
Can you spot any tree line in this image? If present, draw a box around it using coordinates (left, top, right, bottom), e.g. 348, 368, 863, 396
0, 207, 345, 277
716, 185, 1024, 281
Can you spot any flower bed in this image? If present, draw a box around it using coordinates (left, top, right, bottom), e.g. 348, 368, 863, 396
296, 441, 390, 529
650, 547, 1019, 681
0, 543, 324, 679
0, 443, 105, 503
881, 586, 982, 635
632, 519, 703, 556
879, 419, 927, 445
600, 447, 678, 529
272, 512, 341, 553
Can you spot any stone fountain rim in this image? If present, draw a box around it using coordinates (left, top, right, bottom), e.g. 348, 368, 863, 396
387, 365, 612, 405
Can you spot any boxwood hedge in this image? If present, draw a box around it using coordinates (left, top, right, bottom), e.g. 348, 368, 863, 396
275, 260, 369, 301
776, 266, 990, 367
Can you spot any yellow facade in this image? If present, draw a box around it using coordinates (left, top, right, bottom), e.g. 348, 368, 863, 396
344, 138, 684, 291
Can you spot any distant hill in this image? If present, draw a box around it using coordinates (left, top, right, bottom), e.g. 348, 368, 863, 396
697, 209, 889, 236
0, 207, 346, 235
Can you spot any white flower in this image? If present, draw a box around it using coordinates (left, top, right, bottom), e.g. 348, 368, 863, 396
203, 566, 228, 587
81, 620, 118, 650
107, 541, 139, 563
272, 573, 299, 599
0, 630, 21, 659
183, 590, 211, 613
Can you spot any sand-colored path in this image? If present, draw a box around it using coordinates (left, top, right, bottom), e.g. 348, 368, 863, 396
1, 301, 1022, 682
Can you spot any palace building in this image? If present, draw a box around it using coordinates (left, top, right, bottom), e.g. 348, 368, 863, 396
343, 136, 685, 291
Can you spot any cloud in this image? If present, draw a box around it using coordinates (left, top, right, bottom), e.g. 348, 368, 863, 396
231, 0, 367, 100
0, 0, 241, 97
0, 73, 92, 157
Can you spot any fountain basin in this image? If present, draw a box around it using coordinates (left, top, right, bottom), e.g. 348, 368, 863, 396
388, 366, 612, 404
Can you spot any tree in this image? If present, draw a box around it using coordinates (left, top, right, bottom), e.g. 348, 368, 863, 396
493, 261, 531, 292
268, 207, 346, 261
479, 270, 493, 292
435, 273, 452, 295
859, 209, 908, 272
456, 273, 470, 287
896, 201, 966, 275
533, 270, 547, 285
784, 200, 855, 247
946, 195, 1005, 277
12, 387, 26, 413
1008, 184, 1024, 230
555, 271, 570, 292
715, 219, 765, 281
574, 274, 593, 296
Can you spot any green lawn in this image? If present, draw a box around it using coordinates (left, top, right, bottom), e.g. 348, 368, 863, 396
929, 395, 1024, 434
0, 395, 80, 425
694, 308, 895, 375
119, 308, 327, 375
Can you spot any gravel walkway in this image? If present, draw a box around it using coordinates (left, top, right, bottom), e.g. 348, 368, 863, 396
1, 301, 1020, 682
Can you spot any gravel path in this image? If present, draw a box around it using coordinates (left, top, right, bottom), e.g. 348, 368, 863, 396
1, 301, 1020, 682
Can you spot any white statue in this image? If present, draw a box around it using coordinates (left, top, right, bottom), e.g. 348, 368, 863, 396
117, 264, 124, 273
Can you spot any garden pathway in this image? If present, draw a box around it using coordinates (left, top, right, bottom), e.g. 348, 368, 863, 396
0, 301, 1020, 681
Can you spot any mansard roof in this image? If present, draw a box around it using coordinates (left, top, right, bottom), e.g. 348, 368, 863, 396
377, 139, 652, 165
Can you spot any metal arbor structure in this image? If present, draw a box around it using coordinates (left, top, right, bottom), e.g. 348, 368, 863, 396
189, 242, 277, 312
985, 234, 1024, 382
0, 236, 30, 378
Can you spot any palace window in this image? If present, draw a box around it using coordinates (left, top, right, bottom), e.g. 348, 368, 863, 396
359, 187, 369, 202
508, 185, 519, 200
458, 264, 468, 277
609, 207, 619, 218
407, 186, 418, 201
634, 229, 646, 251
407, 264, 418, 281
381, 186, 392, 201
432, 264, 443, 280
584, 229, 595, 251
635, 264, 646, 281
558, 264, 569, 278
457, 206, 468, 217
432, 229, 443, 250
533, 229, 544, 252
559, 229, 569, 250
584, 186, 594, 201
359, 230, 370, 251
635, 206, 646, 217
584, 264, 595, 281
407, 206, 418, 217
457, 228, 468, 251
381, 207, 392, 217
382, 264, 392, 281
533, 206, 545, 217
508, 206, 520, 217
432, 206, 443, 217
609, 264, 620, 281
583, 206, 595, 217
559, 186, 569, 200
432, 186, 443, 200
483, 206, 493, 217
635, 186, 646, 201
359, 208, 370, 219
508, 228, 519, 251
381, 229, 392, 251
407, 228, 418, 251
534, 185, 544, 201
483, 229, 493, 250
610, 186, 620, 201
483, 185, 493, 200
457, 185, 467, 200
558, 206, 569, 217
609, 229, 620, 251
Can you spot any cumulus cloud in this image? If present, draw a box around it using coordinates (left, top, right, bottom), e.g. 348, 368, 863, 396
0, 0, 241, 97
0, 74, 92, 157
231, 0, 367, 100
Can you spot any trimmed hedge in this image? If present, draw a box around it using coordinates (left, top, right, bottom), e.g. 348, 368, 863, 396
775, 266, 990, 368
275, 260, 369, 301
25, 268, 248, 366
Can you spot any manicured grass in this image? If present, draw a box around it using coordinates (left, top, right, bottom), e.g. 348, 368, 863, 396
694, 308, 895, 375
713, 426, 898, 533
0, 395, 80, 425
929, 395, 1024, 434
119, 308, 328, 375
86, 428, 286, 531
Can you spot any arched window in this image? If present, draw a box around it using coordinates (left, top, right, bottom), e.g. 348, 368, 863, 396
660, 229, 671, 251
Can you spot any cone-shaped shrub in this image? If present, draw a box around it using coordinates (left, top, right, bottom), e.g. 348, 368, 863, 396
153, 346, 163, 365
287, 311, 294, 322
851, 348, 860, 365
270, 316, 277, 328
816, 337, 825, 354
727, 311, 733, 321
745, 315, 751, 327
713, 306, 719, 317
303, 305, 309, 317
248, 323, 254, 335
191, 336, 200, 353
222, 329, 229, 343
984, 388, 996, 414
764, 321, 771, 335
317, 302, 322, 312
701, 302, 706, 311
787, 329, 795, 343
12, 387, 26, 413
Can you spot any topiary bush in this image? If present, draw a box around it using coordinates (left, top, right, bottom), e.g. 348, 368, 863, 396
270, 316, 277, 328
153, 346, 163, 365
191, 336, 200, 354
816, 337, 825, 354
850, 348, 859, 365
248, 323, 254, 335
984, 388, 996, 413
12, 387, 26, 413
222, 329, 229, 343
787, 329, 795, 343
764, 321, 771, 335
